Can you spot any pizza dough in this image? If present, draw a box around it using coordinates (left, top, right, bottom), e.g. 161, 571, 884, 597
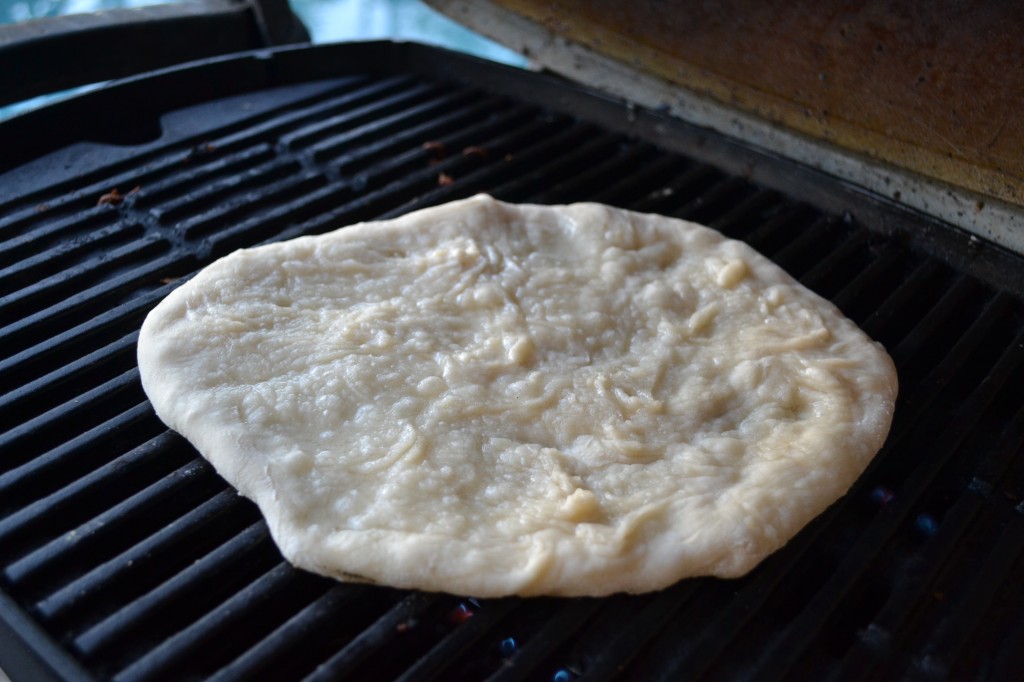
137, 194, 897, 597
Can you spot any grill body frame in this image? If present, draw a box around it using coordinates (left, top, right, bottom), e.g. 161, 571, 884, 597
2, 41, 1023, 682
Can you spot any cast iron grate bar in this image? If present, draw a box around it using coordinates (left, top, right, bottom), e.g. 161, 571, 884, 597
0, 368, 148, 472
316, 92, 510, 175
387, 599, 519, 682
0, 430, 191, 561
35, 489, 255, 632
968, 546, 1024, 681
0, 402, 159, 515
736, 203, 819, 253
0, 74, 383, 221
523, 594, 667, 681
765, 213, 848, 274
318, 95, 511, 170
73, 521, 277, 669
878, 516, 1024, 681
337, 106, 553, 192
708, 187, 790, 237
149, 157, 305, 227
58, 494, 261, 645
4, 458, 222, 600
586, 155, 694, 208
575, 583, 702, 682
483, 599, 603, 682
918, 523, 1024, 680
830, 244, 915, 320
526, 142, 661, 205
202, 182, 361, 257
884, 274, 985, 384
1, 73, 378, 207
885, 292, 1014, 452
201, 75, 419, 156
829, 492, 1021, 681
285, 592, 438, 682
795, 227, 873, 295
496, 134, 628, 199
0, 210, 114, 259
970, 402, 1024, 495
582, 153, 711, 213
293, 115, 585, 231
0, 282, 175, 394
277, 80, 448, 151
205, 584, 375, 681
0, 223, 146, 296
0, 235, 169, 326
856, 260, 951, 346
672, 176, 754, 223
131, 144, 277, 211
613, 235, 1023, 681
220, 103, 542, 247
373, 120, 599, 221
627, 164, 723, 216
179, 171, 327, 240
742, 321, 1024, 682
113, 562, 330, 682
0, 332, 139, 428
0, 252, 195, 360
2, 57, 1024, 682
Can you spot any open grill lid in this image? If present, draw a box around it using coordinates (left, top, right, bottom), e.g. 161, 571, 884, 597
2, 42, 1024, 681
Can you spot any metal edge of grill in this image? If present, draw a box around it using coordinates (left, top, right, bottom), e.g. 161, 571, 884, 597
2, 41, 1024, 682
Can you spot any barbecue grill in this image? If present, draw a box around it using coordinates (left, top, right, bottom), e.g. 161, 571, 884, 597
2, 12, 1024, 682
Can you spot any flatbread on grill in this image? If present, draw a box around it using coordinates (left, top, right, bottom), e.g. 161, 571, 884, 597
137, 194, 897, 597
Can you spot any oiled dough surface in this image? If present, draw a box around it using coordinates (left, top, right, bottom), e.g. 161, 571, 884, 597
138, 195, 896, 597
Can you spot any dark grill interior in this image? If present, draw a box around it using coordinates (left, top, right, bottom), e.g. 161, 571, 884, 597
2, 44, 1024, 681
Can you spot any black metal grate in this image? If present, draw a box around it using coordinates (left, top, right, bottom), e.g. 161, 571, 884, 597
2, 44, 1024, 682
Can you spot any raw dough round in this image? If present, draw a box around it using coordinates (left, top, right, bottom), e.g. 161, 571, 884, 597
138, 194, 896, 597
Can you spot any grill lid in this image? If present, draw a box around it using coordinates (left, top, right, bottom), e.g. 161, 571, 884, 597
2, 42, 1024, 682
424, 0, 1024, 254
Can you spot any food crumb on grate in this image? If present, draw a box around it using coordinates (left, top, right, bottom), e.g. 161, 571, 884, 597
422, 140, 447, 164
97, 186, 140, 206
97, 188, 123, 206
182, 142, 217, 163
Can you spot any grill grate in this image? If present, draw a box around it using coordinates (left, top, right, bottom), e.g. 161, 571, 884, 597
2, 43, 1024, 682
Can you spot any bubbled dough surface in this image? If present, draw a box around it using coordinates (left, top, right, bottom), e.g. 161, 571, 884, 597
138, 195, 897, 597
